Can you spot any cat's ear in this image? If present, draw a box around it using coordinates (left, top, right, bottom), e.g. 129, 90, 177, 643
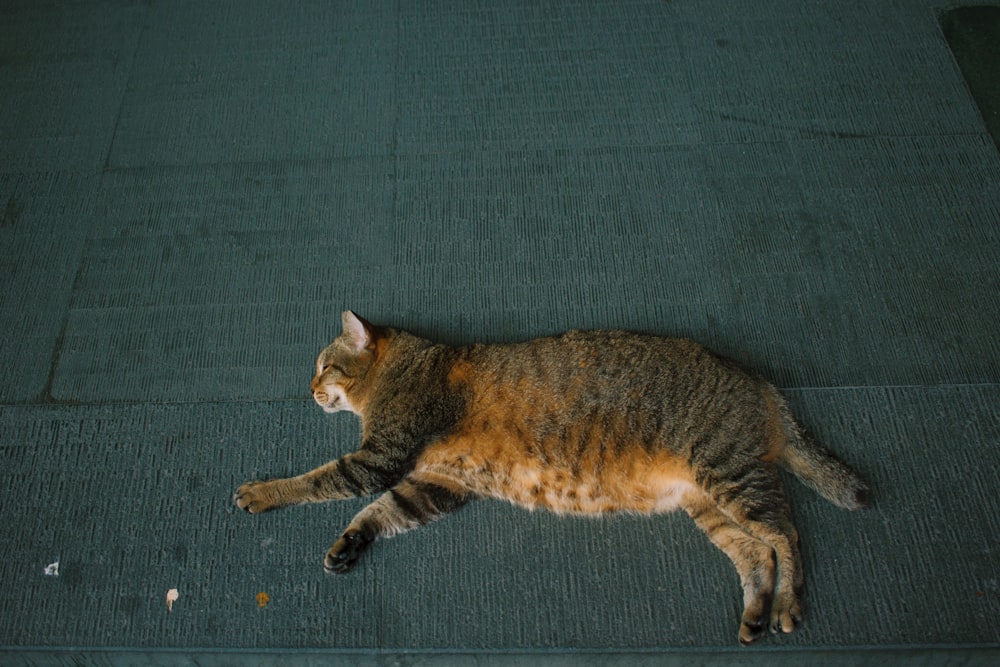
341, 311, 374, 352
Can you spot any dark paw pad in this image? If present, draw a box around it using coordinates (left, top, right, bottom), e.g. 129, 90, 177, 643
739, 619, 768, 645
324, 531, 372, 574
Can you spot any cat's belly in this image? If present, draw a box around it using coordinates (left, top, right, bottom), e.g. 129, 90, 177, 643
502, 460, 696, 515
415, 437, 698, 516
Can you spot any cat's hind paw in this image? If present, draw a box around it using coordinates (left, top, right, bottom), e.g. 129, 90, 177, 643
768, 592, 803, 636
738, 618, 768, 646
738, 604, 771, 645
324, 531, 372, 574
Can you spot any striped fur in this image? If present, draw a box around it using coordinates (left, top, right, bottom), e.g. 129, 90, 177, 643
235, 311, 870, 645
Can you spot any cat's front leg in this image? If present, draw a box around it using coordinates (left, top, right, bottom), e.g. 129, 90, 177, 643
234, 449, 404, 514
324, 472, 471, 573
235, 477, 308, 514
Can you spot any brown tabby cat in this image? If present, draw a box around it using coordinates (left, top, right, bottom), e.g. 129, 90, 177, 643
235, 311, 870, 645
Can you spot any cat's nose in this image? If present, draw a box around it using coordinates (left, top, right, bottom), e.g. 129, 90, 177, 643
310, 376, 320, 393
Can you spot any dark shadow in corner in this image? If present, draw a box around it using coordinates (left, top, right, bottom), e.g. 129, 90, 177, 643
941, 6, 1000, 153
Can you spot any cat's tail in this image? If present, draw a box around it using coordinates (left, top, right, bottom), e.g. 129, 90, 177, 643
771, 390, 872, 510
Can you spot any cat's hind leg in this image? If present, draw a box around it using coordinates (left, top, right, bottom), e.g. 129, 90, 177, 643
325, 473, 471, 573
682, 493, 777, 645
704, 467, 804, 640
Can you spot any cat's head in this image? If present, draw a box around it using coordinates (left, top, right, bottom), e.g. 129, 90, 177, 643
310, 311, 381, 414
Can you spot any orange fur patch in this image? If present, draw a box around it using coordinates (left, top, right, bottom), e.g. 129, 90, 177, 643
447, 360, 474, 387
416, 408, 697, 516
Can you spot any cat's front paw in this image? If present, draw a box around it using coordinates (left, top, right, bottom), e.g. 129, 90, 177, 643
324, 531, 372, 574
234, 480, 283, 514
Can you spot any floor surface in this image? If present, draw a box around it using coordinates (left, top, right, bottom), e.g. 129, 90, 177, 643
2, 1, 999, 664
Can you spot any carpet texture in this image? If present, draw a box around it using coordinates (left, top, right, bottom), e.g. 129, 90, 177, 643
2, 0, 998, 663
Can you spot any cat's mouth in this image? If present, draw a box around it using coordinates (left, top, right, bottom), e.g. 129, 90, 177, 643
313, 390, 341, 413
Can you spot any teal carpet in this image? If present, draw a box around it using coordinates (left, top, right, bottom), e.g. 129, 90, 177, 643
2, 1, 999, 664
